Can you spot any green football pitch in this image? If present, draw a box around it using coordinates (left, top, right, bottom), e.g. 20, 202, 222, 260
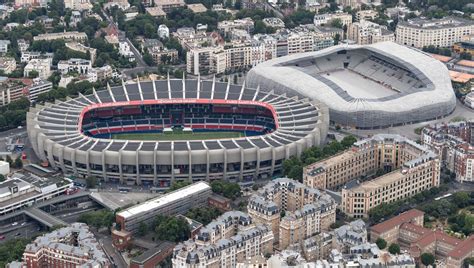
111, 131, 243, 141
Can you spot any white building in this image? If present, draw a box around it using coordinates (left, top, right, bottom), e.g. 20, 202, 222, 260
313, 12, 352, 26
0, 171, 73, 215
57, 58, 92, 74
464, 91, 474, 109
158, 24, 170, 39
396, 17, 474, 48
70, 10, 82, 27
118, 41, 135, 61
348, 20, 395, 45
24, 59, 51, 80
17, 39, 29, 52
27, 78, 53, 102
20, 51, 54, 63
0, 40, 10, 53
87, 65, 113, 82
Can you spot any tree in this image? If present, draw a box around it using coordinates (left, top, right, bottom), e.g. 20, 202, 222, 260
153, 215, 190, 242
388, 243, 400, 255
143, 53, 154, 66
86, 176, 97, 188
334, 33, 341, 45
0, 238, 30, 268
77, 209, 115, 228
13, 157, 23, 169
138, 222, 148, 236
288, 165, 303, 182
211, 181, 241, 200
0, 174, 5, 182
420, 253, 435, 266
186, 207, 222, 225
329, 18, 343, 29
27, 70, 39, 78
376, 238, 387, 249
167, 181, 191, 192
452, 192, 470, 208
5, 155, 13, 167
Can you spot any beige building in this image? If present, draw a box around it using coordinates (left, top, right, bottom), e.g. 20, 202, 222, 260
313, 12, 353, 26
396, 17, 474, 48
24, 59, 51, 80
0, 57, 16, 74
64, 0, 92, 10
356, 9, 378, 21
154, 0, 185, 12
348, 20, 395, 45
247, 178, 336, 250
304, 134, 440, 218
33, 31, 88, 42
173, 211, 274, 268
65, 42, 97, 64
186, 41, 268, 75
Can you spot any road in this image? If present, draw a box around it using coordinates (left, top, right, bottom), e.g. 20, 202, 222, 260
264, 2, 284, 19
98, 234, 128, 268
101, 8, 147, 68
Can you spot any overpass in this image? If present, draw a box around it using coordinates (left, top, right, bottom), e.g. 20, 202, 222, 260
24, 207, 68, 228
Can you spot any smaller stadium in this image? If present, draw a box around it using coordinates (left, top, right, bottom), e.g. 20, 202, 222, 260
246, 41, 457, 129
27, 78, 329, 186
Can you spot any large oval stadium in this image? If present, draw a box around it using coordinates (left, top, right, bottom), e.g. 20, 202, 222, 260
27, 78, 329, 186
246, 41, 457, 129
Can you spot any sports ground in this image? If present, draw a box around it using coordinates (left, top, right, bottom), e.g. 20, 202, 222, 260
112, 131, 243, 141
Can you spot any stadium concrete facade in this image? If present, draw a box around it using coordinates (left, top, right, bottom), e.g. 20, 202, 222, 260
27, 78, 329, 185
246, 41, 456, 129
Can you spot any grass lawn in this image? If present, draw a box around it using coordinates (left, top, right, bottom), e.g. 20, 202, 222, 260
112, 131, 243, 141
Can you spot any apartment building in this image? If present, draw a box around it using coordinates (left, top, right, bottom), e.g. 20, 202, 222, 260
24, 58, 51, 80
304, 134, 440, 218
218, 18, 255, 36
0, 40, 10, 53
17, 39, 29, 52
262, 17, 285, 29
247, 178, 336, 250
348, 20, 395, 45
186, 40, 268, 75
0, 57, 16, 74
26, 78, 53, 102
21, 223, 110, 267
422, 121, 474, 182
88, 65, 113, 82
64, 0, 92, 10
57, 58, 92, 74
114, 181, 211, 244
14, 0, 47, 7
33, 31, 88, 42
356, 9, 378, 21
20, 51, 54, 63
313, 12, 352, 26
396, 17, 474, 48
154, 0, 185, 12
370, 209, 474, 268
0, 78, 25, 106
173, 211, 274, 268
173, 27, 212, 50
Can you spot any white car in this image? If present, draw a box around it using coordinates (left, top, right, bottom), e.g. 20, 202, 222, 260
11, 222, 18, 226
